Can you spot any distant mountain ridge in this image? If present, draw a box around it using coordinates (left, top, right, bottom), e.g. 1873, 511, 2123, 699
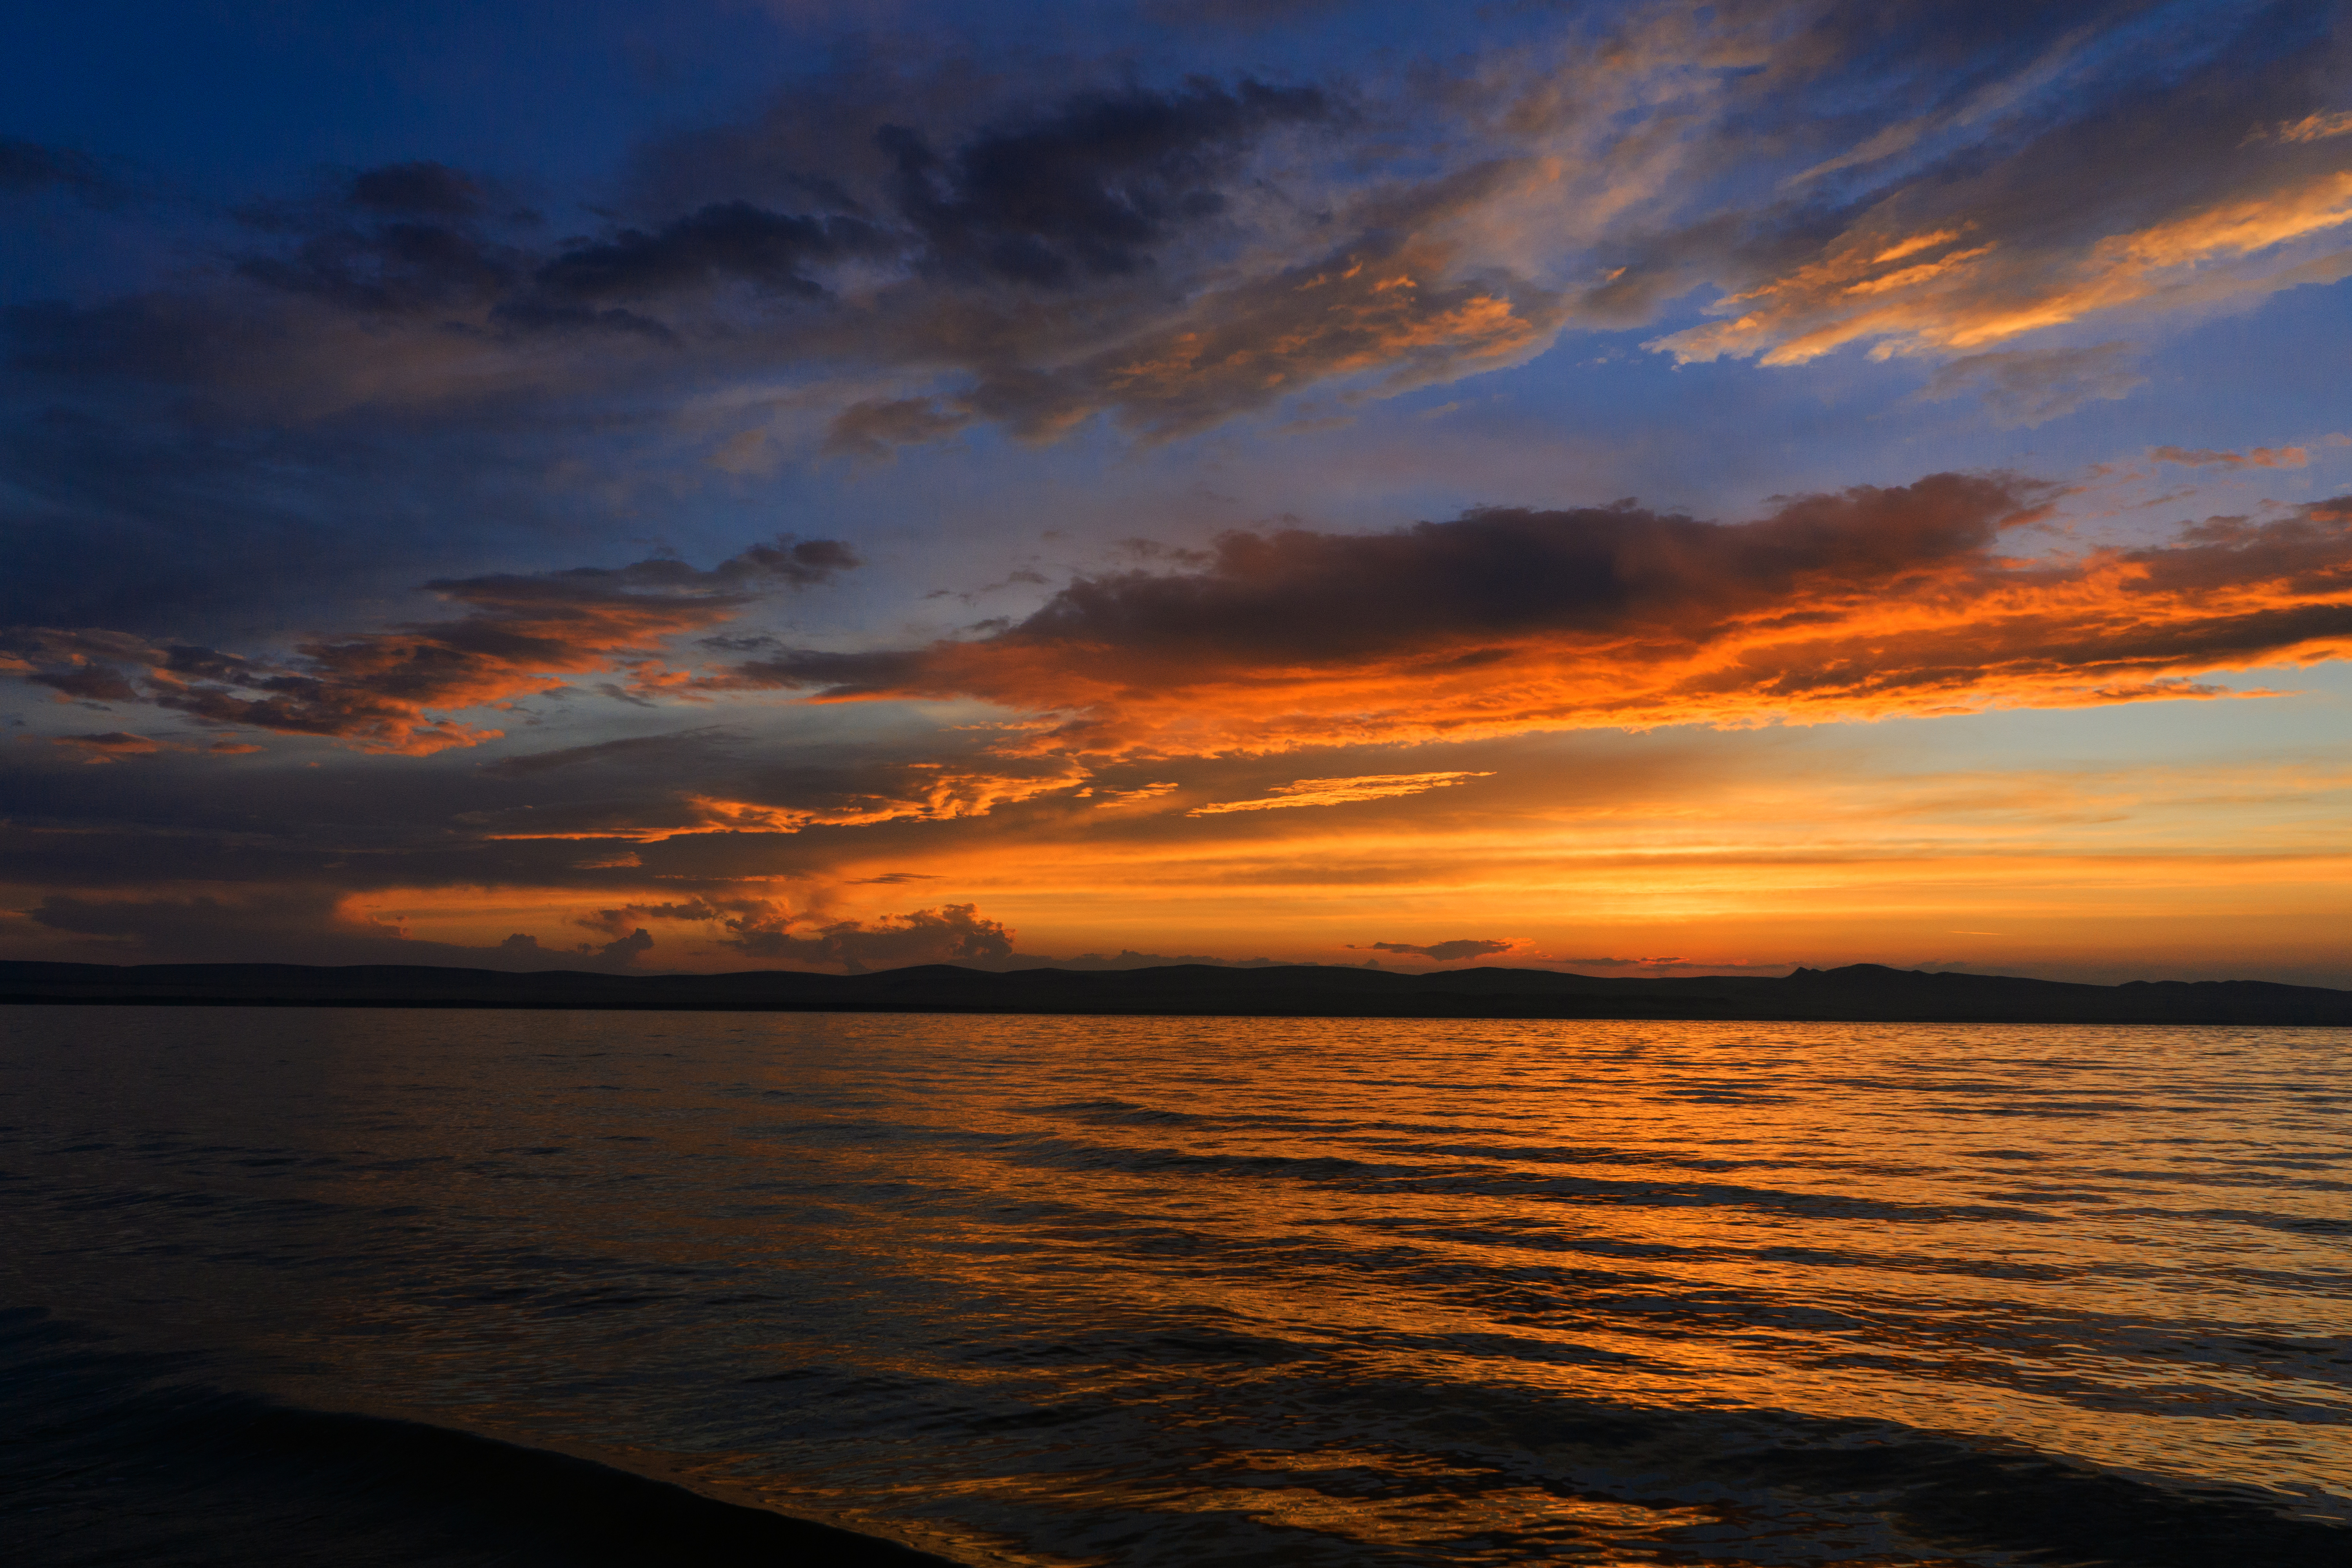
2, 959, 2348, 1024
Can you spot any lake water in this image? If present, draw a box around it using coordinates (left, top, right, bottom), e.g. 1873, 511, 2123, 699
4, 1005, 2347, 1566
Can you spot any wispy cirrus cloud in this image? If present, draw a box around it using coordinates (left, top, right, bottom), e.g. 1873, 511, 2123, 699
2261, 109, 2352, 145
464, 758, 1089, 841
1915, 343, 2147, 428
1189, 771, 1492, 814
1604, 5, 2352, 385
2151, 443, 2310, 468
45, 731, 264, 762
1651, 166, 2352, 368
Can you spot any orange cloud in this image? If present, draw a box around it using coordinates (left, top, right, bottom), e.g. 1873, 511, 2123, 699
715, 475, 2352, 760
1189, 771, 1493, 815
1073, 244, 1555, 435
857, 236, 1563, 446
2268, 111, 2352, 146
49, 731, 167, 761
1653, 169, 2352, 367
672, 766, 1087, 836
1090, 780, 1181, 809
2150, 444, 2310, 469
472, 759, 1091, 842
42, 730, 265, 762
2, 537, 855, 755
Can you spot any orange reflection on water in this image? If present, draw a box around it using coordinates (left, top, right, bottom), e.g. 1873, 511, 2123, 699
5, 1006, 2345, 1566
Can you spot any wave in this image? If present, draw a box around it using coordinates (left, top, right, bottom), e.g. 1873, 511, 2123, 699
10, 1010, 2349, 1566
1, 1309, 958, 1568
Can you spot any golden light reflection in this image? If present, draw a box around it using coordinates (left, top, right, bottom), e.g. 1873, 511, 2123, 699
698, 1013, 2352, 1515
42, 1004, 2332, 1564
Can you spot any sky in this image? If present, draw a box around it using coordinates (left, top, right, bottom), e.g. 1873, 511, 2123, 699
3, 0, 2350, 984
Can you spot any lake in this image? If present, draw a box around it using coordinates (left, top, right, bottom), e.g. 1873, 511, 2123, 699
4, 1006, 2347, 1566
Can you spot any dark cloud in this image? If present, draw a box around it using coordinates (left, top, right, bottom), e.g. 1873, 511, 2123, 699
43, 729, 259, 762
0, 139, 113, 200
3, 72, 1432, 451
1141, 0, 1351, 29
592, 927, 655, 965
239, 223, 524, 315
496, 74, 1354, 435
824, 395, 974, 456
956, 222, 1563, 441
2, 536, 858, 754
720, 900, 1014, 972
0, 753, 755, 899
10, 632, 151, 701
3, 5, 2347, 986
7, 884, 995, 976
712, 477, 2352, 755
13, 890, 693, 972
49, 730, 167, 760
11, 7, 2347, 466
1354, 938, 1515, 962
731, 473, 2045, 689
526, 203, 887, 305
13, 889, 597, 969
480, 729, 735, 778
880, 78, 1328, 286
345, 161, 487, 218
0, 717, 1125, 927
229, 160, 534, 315
239, 224, 525, 315
213, 77, 1323, 336
573, 900, 727, 938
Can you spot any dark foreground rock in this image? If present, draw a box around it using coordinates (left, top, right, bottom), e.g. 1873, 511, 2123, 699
2, 959, 2348, 1024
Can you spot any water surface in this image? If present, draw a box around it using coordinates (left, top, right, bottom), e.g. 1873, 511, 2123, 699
4, 1007, 2347, 1565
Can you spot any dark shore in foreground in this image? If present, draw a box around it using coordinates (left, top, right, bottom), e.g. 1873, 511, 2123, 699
4, 959, 2348, 1025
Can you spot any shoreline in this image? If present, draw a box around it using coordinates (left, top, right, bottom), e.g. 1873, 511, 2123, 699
6, 996, 2350, 1025
6, 958, 2350, 1026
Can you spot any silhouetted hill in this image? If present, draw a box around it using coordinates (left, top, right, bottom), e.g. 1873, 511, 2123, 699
2, 959, 2347, 1024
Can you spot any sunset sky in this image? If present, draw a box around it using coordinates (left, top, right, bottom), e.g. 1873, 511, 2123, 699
4, 0, 2349, 984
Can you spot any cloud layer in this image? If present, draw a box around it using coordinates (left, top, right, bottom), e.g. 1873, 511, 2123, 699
3, 537, 855, 754
719, 477, 2352, 757
5, 2, 2350, 980
32, 472, 2345, 779
25, 1, 2339, 467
